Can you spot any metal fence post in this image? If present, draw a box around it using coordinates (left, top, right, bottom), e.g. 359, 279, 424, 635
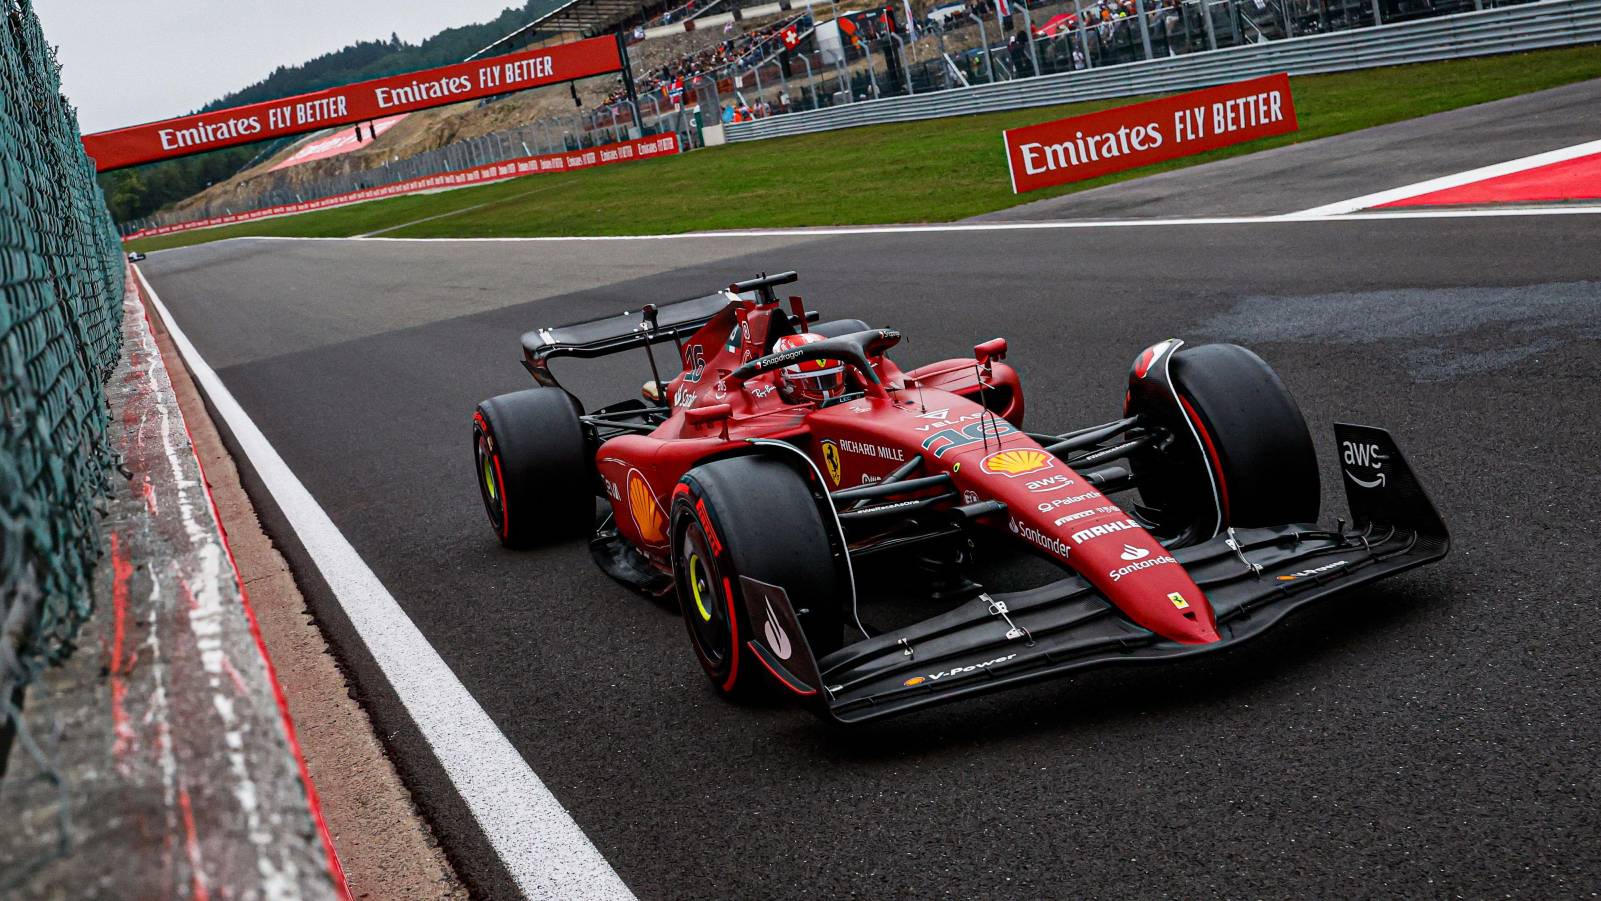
971, 13, 996, 82
1201, 0, 1219, 49
797, 53, 819, 108
1018, 2, 1041, 75
889, 33, 916, 93
1135, 0, 1156, 57
1076, 2, 1095, 68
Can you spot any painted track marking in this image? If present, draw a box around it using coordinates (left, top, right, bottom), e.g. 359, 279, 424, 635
1285, 138, 1601, 217
140, 202, 1601, 256
134, 266, 634, 901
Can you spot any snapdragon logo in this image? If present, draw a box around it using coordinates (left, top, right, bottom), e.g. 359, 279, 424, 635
1108, 553, 1178, 582
1010, 518, 1071, 557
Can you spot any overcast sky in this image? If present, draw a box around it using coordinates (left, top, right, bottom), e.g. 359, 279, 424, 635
35, 0, 526, 134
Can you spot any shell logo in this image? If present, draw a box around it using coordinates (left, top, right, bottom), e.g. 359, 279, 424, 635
903, 675, 926, 686
980, 449, 1052, 477
627, 470, 667, 544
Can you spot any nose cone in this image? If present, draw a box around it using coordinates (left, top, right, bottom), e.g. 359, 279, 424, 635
1083, 538, 1220, 644
1159, 586, 1220, 644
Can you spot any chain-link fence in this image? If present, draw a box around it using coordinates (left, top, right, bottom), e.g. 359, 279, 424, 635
1, 0, 127, 755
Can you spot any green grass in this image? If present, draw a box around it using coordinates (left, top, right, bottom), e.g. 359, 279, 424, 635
128, 45, 1601, 252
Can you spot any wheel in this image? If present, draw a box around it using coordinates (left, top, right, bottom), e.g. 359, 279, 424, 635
473, 388, 592, 547
1130, 343, 1319, 537
670, 454, 844, 698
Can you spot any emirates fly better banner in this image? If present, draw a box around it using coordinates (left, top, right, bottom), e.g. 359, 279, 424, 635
83, 36, 624, 171
1003, 73, 1298, 194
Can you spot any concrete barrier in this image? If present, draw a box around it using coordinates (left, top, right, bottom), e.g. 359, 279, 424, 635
0, 271, 344, 899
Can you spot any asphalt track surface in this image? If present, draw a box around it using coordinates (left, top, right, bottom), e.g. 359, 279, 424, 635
139, 87, 1601, 898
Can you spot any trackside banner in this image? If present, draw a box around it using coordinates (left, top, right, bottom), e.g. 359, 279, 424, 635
1003, 73, 1297, 194
84, 36, 624, 171
121, 133, 680, 240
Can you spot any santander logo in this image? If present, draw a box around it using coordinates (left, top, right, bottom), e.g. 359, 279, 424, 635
1119, 544, 1149, 561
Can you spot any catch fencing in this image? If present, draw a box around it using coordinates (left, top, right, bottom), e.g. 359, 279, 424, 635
1, 0, 126, 744
725, 0, 1601, 140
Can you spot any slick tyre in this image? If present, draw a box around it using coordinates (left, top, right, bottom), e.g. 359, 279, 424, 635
473, 388, 591, 548
1135, 344, 1319, 535
670, 455, 844, 700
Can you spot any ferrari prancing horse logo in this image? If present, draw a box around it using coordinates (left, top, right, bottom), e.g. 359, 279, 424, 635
820, 439, 842, 486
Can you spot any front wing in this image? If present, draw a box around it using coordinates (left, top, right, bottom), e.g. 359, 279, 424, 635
742, 423, 1450, 725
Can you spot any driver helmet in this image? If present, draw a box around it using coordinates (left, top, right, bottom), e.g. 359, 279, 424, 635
772, 332, 846, 404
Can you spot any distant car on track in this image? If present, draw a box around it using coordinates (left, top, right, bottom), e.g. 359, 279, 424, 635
471, 271, 1449, 724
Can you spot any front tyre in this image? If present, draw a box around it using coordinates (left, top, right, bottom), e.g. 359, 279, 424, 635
1129, 343, 1319, 538
670, 455, 844, 699
473, 388, 591, 547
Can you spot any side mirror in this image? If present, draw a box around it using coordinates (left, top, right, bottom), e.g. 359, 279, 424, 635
974, 337, 1007, 369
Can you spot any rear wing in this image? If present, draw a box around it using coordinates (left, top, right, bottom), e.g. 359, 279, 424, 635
520, 290, 740, 386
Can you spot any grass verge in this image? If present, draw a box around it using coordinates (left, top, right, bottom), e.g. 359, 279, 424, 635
128, 45, 1601, 251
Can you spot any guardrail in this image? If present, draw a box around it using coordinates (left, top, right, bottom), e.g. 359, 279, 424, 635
725, 0, 1601, 141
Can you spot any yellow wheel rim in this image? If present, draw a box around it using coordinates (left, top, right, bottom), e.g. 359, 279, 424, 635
689, 554, 713, 622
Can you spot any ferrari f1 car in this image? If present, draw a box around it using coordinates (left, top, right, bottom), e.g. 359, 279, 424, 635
472, 271, 1448, 724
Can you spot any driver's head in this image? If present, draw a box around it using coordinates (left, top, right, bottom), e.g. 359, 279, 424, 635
772, 332, 846, 404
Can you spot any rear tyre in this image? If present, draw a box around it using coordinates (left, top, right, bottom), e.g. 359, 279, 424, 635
1131, 343, 1319, 537
671, 455, 844, 699
473, 388, 591, 548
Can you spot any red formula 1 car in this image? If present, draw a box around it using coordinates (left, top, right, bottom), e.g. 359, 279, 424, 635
472, 272, 1449, 724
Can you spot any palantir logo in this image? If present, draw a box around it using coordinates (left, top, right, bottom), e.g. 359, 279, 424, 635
1120, 544, 1149, 561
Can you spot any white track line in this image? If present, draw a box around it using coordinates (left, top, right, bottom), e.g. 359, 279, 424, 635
136, 202, 1601, 250
1286, 138, 1601, 217
134, 266, 634, 901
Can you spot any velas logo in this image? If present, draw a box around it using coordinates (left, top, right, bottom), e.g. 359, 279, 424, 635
627, 469, 666, 544
902, 653, 1017, 686
980, 449, 1053, 477
1120, 544, 1149, 561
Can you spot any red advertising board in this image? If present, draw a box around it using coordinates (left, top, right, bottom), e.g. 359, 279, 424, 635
84, 36, 624, 172
1003, 73, 1298, 194
122, 133, 681, 241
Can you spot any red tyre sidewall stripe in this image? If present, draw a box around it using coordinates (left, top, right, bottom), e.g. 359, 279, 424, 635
721, 576, 740, 692
1178, 394, 1231, 527
473, 410, 510, 540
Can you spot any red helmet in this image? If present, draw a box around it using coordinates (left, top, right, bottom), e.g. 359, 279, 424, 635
771, 332, 846, 404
